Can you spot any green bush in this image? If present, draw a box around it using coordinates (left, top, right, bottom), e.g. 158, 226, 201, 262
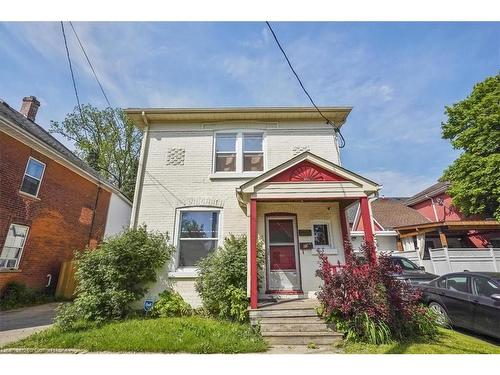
195, 234, 263, 322
0, 282, 52, 311
55, 226, 174, 330
151, 289, 192, 317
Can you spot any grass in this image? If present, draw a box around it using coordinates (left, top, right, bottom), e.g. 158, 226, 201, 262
339, 328, 500, 354
3, 316, 268, 353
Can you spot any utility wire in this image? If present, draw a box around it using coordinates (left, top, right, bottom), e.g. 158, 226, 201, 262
69, 21, 113, 109
61, 21, 84, 123
265, 21, 345, 148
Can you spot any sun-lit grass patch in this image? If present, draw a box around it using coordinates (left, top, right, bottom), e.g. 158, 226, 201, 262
4, 316, 268, 354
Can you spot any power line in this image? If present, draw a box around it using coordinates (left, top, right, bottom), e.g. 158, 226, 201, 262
69, 22, 113, 109
61, 21, 84, 123
265, 21, 345, 148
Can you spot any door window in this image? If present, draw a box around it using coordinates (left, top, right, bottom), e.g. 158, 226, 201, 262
445, 276, 470, 293
472, 277, 499, 298
268, 218, 297, 271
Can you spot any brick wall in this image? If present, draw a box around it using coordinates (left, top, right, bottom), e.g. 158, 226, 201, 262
0, 132, 111, 292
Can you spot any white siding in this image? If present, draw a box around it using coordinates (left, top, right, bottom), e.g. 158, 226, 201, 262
104, 193, 132, 238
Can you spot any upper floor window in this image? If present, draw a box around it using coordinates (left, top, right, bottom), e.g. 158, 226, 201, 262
215, 133, 237, 172
243, 133, 263, 171
0, 224, 29, 269
214, 132, 264, 173
20, 157, 45, 197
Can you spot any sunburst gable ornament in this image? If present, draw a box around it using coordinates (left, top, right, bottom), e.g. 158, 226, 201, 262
289, 165, 325, 182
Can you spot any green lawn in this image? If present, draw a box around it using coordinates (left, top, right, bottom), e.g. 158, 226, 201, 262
4, 316, 268, 354
340, 328, 500, 354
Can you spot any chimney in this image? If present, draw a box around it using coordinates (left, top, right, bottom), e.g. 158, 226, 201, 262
20, 96, 40, 122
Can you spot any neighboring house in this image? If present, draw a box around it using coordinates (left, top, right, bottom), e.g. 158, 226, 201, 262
125, 106, 380, 308
396, 181, 500, 258
0, 96, 132, 293
348, 197, 430, 252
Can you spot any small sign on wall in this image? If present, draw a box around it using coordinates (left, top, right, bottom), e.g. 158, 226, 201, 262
299, 242, 313, 250
299, 229, 312, 237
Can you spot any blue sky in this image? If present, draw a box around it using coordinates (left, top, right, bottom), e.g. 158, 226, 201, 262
1, 22, 498, 196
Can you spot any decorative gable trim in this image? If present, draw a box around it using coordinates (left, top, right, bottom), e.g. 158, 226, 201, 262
269, 160, 348, 183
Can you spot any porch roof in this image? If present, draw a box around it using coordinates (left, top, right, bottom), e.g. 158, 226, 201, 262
395, 220, 500, 238
236, 152, 380, 204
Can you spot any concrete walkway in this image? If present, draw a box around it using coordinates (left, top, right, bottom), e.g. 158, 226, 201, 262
0, 302, 60, 346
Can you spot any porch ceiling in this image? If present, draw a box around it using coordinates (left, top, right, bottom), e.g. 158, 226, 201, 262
396, 220, 500, 238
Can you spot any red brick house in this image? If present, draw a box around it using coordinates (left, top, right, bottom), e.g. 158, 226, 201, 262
0, 96, 132, 293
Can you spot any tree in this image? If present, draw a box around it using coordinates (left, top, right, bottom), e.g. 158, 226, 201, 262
441, 73, 500, 221
50, 105, 142, 200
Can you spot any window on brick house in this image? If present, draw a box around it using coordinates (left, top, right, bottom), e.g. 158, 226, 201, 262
243, 133, 263, 171
20, 157, 45, 197
178, 210, 220, 267
0, 224, 29, 269
215, 133, 237, 172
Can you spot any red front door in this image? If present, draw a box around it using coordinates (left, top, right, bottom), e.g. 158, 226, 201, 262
266, 216, 301, 292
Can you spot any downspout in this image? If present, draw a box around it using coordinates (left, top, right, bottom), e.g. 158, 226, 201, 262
426, 194, 439, 222
130, 111, 150, 228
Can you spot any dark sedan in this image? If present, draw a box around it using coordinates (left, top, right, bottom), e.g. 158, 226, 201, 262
388, 256, 438, 285
420, 272, 500, 340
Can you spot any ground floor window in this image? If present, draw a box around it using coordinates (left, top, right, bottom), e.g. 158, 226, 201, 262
312, 221, 332, 248
178, 210, 220, 267
0, 224, 30, 269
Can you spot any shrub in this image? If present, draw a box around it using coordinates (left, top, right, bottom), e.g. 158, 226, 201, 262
0, 282, 51, 311
195, 234, 263, 322
151, 289, 192, 317
316, 241, 439, 344
55, 225, 174, 330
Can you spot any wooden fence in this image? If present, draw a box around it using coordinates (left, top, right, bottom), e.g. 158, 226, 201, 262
55, 260, 77, 299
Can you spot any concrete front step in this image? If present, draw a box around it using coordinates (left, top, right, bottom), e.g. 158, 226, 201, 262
257, 316, 325, 324
250, 308, 318, 319
260, 322, 333, 333
263, 331, 342, 346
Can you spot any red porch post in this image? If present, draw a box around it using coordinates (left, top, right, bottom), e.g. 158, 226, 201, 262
339, 207, 350, 256
249, 198, 258, 309
359, 196, 376, 260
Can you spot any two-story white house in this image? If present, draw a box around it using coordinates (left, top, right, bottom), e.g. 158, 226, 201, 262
125, 107, 380, 309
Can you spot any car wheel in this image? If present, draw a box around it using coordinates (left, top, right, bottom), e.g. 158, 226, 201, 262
429, 302, 450, 326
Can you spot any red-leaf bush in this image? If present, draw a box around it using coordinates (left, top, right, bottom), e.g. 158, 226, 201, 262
316, 241, 438, 344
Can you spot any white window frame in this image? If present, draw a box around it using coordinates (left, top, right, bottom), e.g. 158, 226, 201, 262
0, 224, 30, 269
311, 220, 337, 254
19, 157, 46, 198
171, 207, 223, 276
211, 130, 266, 178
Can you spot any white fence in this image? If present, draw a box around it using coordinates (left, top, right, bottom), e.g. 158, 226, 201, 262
360, 247, 500, 276
427, 247, 500, 275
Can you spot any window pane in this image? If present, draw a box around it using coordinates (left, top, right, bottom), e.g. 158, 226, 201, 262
243, 153, 263, 171
473, 277, 499, 297
26, 159, 44, 179
179, 240, 217, 267
445, 276, 469, 293
216, 154, 236, 172
313, 224, 330, 246
216, 134, 236, 152
269, 219, 294, 243
270, 245, 296, 270
0, 224, 29, 268
243, 134, 263, 152
180, 211, 218, 238
20, 175, 40, 195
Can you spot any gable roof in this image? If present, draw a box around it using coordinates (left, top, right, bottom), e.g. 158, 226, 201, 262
405, 181, 450, 206
349, 197, 430, 231
0, 99, 131, 203
238, 151, 380, 194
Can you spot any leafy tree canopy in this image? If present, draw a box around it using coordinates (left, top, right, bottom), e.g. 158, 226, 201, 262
441, 73, 500, 220
50, 105, 142, 200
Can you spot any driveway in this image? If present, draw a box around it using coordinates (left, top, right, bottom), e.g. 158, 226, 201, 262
0, 302, 60, 346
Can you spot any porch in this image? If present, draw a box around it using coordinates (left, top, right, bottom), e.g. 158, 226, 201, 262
236, 151, 380, 309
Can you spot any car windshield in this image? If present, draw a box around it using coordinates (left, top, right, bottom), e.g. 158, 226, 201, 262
393, 257, 420, 271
